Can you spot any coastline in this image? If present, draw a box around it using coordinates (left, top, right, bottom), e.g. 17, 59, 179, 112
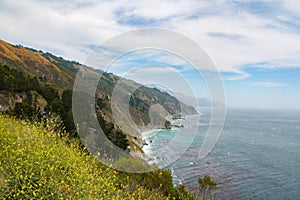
140, 115, 191, 162
140, 129, 162, 164
141, 128, 162, 140
140, 127, 185, 186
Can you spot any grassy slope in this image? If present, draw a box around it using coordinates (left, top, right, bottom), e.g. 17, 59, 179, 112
0, 39, 74, 89
0, 115, 174, 199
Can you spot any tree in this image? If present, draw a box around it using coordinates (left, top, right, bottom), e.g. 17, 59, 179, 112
62, 109, 76, 133
39, 85, 59, 102
195, 175, 217, 200
62, 90, 72, 112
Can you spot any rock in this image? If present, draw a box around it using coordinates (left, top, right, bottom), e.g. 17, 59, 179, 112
164, 120, 172, 129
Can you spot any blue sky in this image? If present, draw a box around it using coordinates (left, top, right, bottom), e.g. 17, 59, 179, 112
0, 0, 300, 109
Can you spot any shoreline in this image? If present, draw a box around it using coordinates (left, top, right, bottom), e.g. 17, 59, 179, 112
141, 128, 162, 140
140, 127, 184, 186
140, 129, 161, 164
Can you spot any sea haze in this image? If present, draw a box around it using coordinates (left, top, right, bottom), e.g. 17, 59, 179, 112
142, 108, 300, 199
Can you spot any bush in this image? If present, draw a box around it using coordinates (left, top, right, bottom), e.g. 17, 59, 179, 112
195, 175, 217, 200
0, 115, 169, 199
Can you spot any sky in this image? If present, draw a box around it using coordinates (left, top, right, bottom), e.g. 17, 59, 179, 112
0, 0, 300, 109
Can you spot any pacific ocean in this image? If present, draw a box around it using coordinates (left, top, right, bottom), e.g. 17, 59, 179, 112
142, 108, 300, 199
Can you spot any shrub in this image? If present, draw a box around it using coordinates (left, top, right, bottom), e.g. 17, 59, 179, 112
0, 115, 168, 199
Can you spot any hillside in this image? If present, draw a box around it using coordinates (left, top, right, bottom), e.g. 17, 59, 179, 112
0, 38, 197, 153
0, 41, 74, 89
0, 114, 194, 199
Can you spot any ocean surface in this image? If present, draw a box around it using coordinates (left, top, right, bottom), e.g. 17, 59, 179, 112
142, 108, 300, 199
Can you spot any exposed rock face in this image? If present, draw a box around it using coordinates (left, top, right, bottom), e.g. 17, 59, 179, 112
164, 120, 172, 129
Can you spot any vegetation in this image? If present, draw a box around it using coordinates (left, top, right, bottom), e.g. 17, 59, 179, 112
0, 38, 197, 153
0, 39, 218, 199
0, 114, 196, 199
0, 64, 129, 150
0, 64, 40, 92
195, 175, 217, 200
41, 52, 79, 73
97, 114, 129, 150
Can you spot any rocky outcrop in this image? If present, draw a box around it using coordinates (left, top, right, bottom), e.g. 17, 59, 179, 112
164, 120, 172, 129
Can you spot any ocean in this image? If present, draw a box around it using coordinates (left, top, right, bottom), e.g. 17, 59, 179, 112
142, 108, 300, 199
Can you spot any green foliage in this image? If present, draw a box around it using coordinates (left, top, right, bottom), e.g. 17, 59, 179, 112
97, 114, 129, 151
129, 95, 150, 113
0, 65, 40, 92
0, 115, 193, 199
39, 85, 59, 103
113, 130, 130, 150
13, 91, 39, 120
42, 52, 79, 73
96, 97, 105, 108
195, 175, 217, 200
119, 168, 194, 200
175, 184, 195, 200
62, 90, 72, 111
0, 64, 129, 150
114, 157, 155, 173
0, 42, 206, 199
14, 102, 34, 119
61, 109, 76, 133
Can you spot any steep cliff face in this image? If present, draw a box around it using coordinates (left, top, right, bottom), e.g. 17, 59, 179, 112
0, 39, 197, 152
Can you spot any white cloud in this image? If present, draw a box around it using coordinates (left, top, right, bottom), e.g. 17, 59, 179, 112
115, 0, 208, 20
251, 81, 287, 87
282, 0, 300, 18
1, 0, 300, 79
130, 66, 176, 74
170, 12, 300, 71
222, 69, 250, 81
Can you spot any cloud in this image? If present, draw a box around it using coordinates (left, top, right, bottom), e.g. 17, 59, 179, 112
282, 0, 300, 18
1, 0, 300, 80
172, 12, 300, 70
207, 32, 244, 40
222, 69, 250, 81
113, 0, 208, 20
130, 66, 177, 74
85, 48, 191, 72
251, 81, 287, 87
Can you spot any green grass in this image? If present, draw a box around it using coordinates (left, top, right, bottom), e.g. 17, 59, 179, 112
0, 114, 177, 199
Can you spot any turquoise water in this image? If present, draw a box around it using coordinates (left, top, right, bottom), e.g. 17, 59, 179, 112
142, 108, 300, 199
